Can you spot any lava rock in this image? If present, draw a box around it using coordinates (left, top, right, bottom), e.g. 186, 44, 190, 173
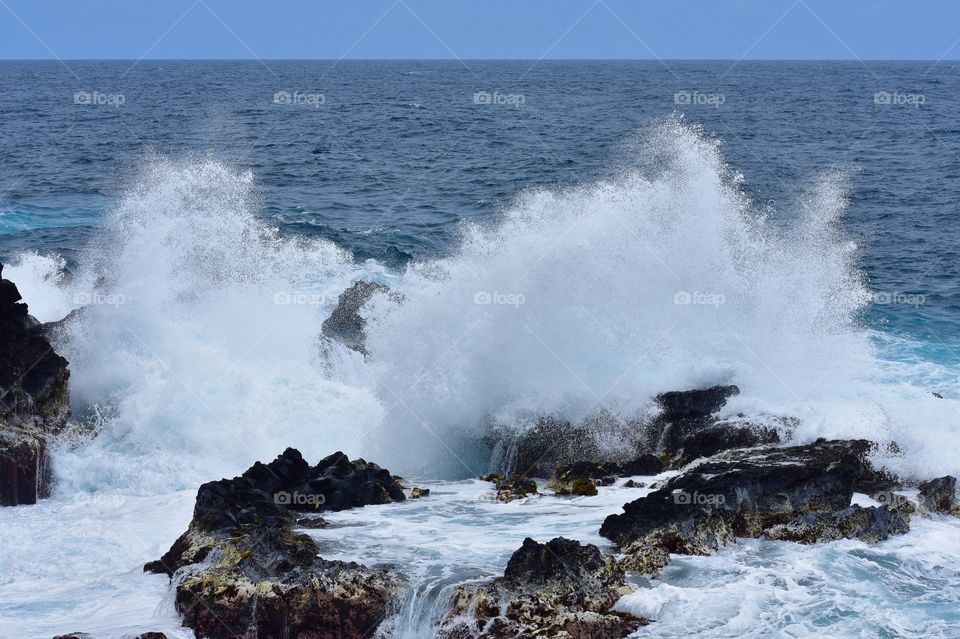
146, 448, 405, 639
620, 453, 665, 476
641, 385, 790, 468
493, 475, 538, 502
658, 416, 784, 468
655, 384, 740, 419
438, 537, 646, 639
549, 454, 665, 496
491, 416, 603, 479
601, 439, 909, 571
321, 280, 393, 355
644, 385, 788, 468
0, 263, 71, 506
917, 475, 958, 514
764, 504, 911, 543
411, 486, 430, 498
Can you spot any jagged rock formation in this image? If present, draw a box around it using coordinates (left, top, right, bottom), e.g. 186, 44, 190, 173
438, 537, 646, 639
0, 263, 70, 506
917, 475, 959, 515
548, 455, 665, 496
601, 439, 912, 573
145, 448, 406, 639
321, 280, 391, 355
644, 384, 787, 467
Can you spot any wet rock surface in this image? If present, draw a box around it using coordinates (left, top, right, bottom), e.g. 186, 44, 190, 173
645, 385, 788, 467
146, 448, 405, 639
480, 473, 538, 502
764, 503, 911, 543
438, 537, 646, 639
600, 439, 911, 570
0, 263, 70, 506
548, 455, 664, 496
918, 475, 958, 514
321, 280, 391, 355
655, 384, 741, 419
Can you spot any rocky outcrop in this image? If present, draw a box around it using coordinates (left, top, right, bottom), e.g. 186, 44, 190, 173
491, 385, 779, 480
917, 475, 958, 515
438, 537, 646, 639
644, 385, 787, 467
601, 439, 911, 572
146, 448, 406, 639
321, 280, 392, 355
548, 455, 664, 496
488, 417, 606, 479
0, 263, 70, 506
480, 473, 538, 502
764, 504, 910, 543
655, 384, 740, 419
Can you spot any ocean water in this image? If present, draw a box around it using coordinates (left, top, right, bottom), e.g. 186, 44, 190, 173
0, 61, 959, 637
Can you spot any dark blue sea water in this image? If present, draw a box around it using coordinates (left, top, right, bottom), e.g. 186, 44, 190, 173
1, 61, 957, 350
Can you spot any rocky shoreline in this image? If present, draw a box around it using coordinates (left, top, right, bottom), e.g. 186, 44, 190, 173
133, 380, 955, 638
0, 263, 71, 506
2, 274, 956, 638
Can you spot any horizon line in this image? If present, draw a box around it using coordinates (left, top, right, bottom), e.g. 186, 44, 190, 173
0, 57, 956, 63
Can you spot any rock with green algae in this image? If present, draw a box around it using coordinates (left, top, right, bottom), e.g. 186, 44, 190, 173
492, 475, 538, 502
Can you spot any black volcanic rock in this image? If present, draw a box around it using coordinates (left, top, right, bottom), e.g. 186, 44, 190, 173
0, 263, 71, 506
656, 384, 740, 419
321, 280, 392, 355
765, 504, 911, 544
601, 439, 910, 571
146, 448, 405, 639
917, 475, 958, 514
644, 385, 786, 467
548, 455, 664, 495
490, 416, 603, 479
438, 537, 646, 639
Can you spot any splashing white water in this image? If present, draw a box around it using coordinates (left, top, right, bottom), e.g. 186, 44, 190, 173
13, 159, 387, 492
6, 120, 959, 490
359, 119, 960, 477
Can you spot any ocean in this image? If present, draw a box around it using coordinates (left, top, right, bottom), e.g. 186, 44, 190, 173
0, 60, 958, 638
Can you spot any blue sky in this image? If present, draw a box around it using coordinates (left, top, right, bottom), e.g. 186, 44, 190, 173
1, 0, 958, 60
